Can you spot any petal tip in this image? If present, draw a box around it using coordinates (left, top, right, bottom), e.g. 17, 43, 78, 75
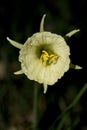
70, 63, 82, 70
7, 37, 23, 49
75, 65, 82, 70
65, 29, 80, 38
40, 14, 46, 32
14, 70, 23, 75
43, 84, 48, 94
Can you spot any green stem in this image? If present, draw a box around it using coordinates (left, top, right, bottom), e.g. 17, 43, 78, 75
57, 113, 69, 130
32, 82, 39, 130
49, 83, 87, 130
64, 83, 87, 113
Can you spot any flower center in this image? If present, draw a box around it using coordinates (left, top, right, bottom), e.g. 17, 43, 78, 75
40, 50, 58, 66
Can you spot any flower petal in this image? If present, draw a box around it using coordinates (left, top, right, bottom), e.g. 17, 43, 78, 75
40, 14, 46, 32
14, 70, 23, 74
7, 37, 23, 49
65, 29, 80, 38
43, 84, 48, 93
70, 63, 82, 69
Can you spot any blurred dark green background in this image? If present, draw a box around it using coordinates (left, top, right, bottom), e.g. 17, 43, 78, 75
0, 0, 87, 130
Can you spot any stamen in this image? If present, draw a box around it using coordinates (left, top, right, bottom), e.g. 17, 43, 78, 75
40, 50, 58, 66
40, 50, 49, 66
48, 54, 58, 65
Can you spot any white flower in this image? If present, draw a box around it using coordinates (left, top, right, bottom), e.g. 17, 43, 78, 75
7, 14, 82, 93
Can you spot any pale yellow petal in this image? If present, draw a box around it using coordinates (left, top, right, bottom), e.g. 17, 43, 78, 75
7, 37, 23, 49
43, 84, 48, 93
75, 65, 82, 69
40, 14, 46, 32
70, 63, 82, 69
14, 70, 23, 74
65, 29, 80, 37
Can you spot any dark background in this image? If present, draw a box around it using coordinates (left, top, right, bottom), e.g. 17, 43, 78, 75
0, 0, 87, 130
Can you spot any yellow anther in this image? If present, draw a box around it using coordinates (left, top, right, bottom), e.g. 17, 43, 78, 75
40, 50, 58, 66
40, 50, 49, 65
42, 50, 49, 57
48, 54, 58, 65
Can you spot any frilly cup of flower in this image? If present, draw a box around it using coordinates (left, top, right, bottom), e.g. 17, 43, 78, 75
7, 14, 82, 93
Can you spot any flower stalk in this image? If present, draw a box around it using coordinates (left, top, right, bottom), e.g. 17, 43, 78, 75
32, 82, 39, 130
49, 83, 87, 130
